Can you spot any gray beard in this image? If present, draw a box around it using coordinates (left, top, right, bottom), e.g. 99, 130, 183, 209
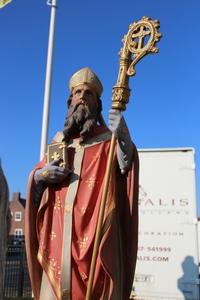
63, 102, 98, 144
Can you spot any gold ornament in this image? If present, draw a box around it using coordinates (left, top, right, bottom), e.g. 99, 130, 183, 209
112, 16, 162, 111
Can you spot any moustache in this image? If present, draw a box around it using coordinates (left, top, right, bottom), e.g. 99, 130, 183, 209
67, 101, 87, 118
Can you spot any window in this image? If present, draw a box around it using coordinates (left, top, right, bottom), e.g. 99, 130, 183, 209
15, 228, 23, 236
15, 211, 22, 222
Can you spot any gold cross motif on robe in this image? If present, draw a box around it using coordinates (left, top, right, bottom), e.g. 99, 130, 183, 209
49, 231, 56, 240
65, 204, 72, 213
77, 236, 88, 250
53, 196, 62, 212
86, 176, 97, 190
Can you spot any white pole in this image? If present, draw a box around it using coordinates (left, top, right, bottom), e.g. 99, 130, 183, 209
40, 0, 58, 160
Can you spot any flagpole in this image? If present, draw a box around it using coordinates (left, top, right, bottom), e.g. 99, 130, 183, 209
40, 0, 58, 160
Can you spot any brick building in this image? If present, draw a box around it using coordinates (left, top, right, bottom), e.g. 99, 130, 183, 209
9, 192, 26, 238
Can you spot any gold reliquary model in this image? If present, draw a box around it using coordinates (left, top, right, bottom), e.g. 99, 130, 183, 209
46, 142, 68, 168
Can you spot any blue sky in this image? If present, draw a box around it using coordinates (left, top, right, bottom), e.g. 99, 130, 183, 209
0, 0, 200, 212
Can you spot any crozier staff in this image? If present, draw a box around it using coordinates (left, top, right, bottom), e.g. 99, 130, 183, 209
25, 67, 139, 300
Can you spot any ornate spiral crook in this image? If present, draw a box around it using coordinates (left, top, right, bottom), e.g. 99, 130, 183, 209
112, 16, 162, 111
126, 16, 161, 76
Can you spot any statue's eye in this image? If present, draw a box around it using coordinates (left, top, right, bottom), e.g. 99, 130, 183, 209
85, 90, 92, 96
75, 89, 81, 95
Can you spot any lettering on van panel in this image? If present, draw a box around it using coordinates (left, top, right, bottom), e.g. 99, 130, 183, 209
138, 246, 172, 252
137, 256, 169, 262
134, 273, 155, 283
139, 198, 189, 207
139, 185, 189, 213
138, 231, 184, 237
140, 209, 189, 215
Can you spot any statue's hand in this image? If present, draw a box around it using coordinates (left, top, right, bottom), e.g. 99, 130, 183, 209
109, 109, 133, 173
108, 109, 127, 138
34, 159, 71, 184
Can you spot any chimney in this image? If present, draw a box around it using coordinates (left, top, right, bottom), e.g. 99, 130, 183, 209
11, 192, 21, 202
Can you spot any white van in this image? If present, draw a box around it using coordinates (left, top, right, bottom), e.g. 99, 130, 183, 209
131, 148, 199, 300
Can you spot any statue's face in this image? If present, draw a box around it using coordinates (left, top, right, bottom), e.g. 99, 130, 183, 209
64, 83, 99, 143
71, 84, 98, 112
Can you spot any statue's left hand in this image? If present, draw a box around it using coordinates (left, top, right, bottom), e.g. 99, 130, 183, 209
108, 109, 133, 173
34, 159, 71, 184
108, 109, 127, 138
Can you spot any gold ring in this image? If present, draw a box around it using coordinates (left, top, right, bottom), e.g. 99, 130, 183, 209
41, 170, 49, 177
